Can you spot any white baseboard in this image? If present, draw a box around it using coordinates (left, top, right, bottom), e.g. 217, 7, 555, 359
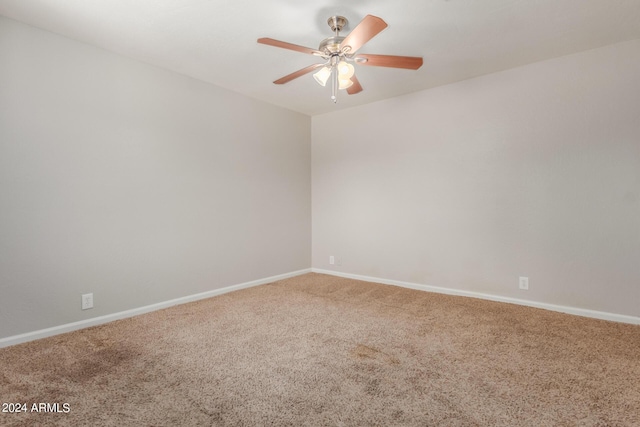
0, 268, 312, 349
312, 268, 640, 325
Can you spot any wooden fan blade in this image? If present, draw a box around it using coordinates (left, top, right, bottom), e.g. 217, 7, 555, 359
356, 54, 423, 70
340, 15, 388, 54
258, 38, 324, 56
273, 64, 324, 85
347, 75, 363, 95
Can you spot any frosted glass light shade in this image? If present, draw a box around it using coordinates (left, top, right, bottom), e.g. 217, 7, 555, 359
337, 61, 355, 79
338, 77, 353, 90
313, 66, 332, 86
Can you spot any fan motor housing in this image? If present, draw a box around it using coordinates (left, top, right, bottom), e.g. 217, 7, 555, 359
319, 36, 345, 55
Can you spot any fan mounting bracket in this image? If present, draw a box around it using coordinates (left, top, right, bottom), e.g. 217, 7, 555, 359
327, 16, 348, 34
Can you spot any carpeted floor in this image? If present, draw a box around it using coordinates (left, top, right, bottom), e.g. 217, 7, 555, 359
1, 273, 639, 426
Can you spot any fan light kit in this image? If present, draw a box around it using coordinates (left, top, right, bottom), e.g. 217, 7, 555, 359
258, 15, 423, 103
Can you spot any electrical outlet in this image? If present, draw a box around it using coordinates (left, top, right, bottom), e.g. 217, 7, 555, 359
335, 257, 342, 266
519, 277, 529, 290
329, 256, 335, 265
82, 293, 94, 310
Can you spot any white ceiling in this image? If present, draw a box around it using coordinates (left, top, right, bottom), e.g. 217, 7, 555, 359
1, 0, 639, 116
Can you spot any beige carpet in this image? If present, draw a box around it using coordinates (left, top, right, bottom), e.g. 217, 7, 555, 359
1, 273, 639, 426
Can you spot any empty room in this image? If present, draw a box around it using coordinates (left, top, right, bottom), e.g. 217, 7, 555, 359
1, 0, 639, 425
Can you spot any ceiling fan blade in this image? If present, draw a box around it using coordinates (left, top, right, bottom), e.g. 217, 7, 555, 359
347, 75, 363, 95
340, 15, 388, 54
273, 64, 324, 85
356, 54, 423, 70
258, 38, 324, 56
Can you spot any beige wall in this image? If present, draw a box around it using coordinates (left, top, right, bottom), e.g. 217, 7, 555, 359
312, 40, 640, 318
2, 15, 638, 341
0, 17, 311, 339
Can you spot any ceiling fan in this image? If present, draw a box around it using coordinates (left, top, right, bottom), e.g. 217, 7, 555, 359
258, 15, 423, 103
